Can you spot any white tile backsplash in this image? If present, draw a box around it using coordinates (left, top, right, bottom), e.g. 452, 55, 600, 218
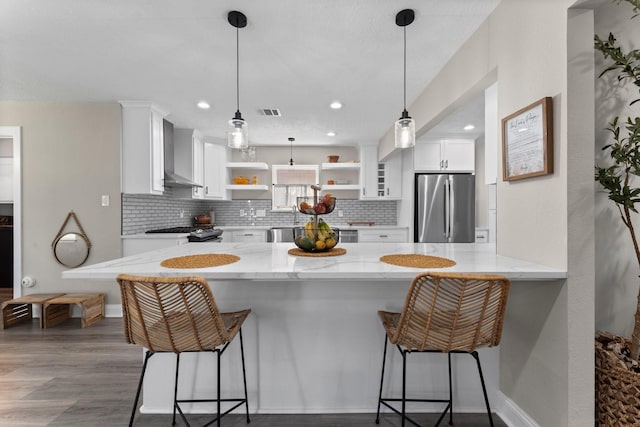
122, 194, 397, 234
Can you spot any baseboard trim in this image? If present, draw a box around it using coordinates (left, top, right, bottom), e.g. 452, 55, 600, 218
495, 391, 539, 427
105, 303, 122, 318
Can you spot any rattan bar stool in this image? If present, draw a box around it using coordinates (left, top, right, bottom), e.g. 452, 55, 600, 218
375, 272, 510, 427
116, 274, 251, 427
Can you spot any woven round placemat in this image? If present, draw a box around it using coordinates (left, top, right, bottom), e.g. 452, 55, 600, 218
288, 247, 347, 257
160, 253, 240, 269
380, 254, 456, 269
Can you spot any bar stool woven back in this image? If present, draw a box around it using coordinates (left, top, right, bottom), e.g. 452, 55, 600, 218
119, 275, 237, 352
376, 272, 510, 427
117, 274, 251, 427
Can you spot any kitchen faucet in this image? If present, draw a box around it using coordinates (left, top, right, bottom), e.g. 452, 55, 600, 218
247, 200, 256, 226
292, 204, 299, 225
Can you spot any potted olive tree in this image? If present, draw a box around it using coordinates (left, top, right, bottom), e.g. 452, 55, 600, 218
594, 0, 640, 423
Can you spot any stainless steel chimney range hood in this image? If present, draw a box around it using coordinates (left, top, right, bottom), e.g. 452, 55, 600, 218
163, 119, 202, 188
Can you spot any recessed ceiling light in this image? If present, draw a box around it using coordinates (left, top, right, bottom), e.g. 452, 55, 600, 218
327, 131, 336, 137
463, 124, 475, 131
197, 101, 210, 110
330, 101, 342, 110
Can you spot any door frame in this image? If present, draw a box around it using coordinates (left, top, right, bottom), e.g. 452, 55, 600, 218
0, 127, 21, 298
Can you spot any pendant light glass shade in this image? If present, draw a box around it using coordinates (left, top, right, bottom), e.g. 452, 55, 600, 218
227, 11, 249, 149
228, 112, 248, 149
395, 110, 415, 149
394, 9, 416, 149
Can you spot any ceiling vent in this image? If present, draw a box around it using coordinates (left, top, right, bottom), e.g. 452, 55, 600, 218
258, 108, 281, 117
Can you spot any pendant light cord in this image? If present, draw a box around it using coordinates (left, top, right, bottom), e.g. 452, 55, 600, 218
236, 23, 240, 113
403, 23, 407, 111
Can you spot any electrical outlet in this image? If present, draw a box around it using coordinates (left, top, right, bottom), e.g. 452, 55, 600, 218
240, 209, 246, 216
338, 210, 344, 217
180, 209, 185, 218
101, 195, 110, 207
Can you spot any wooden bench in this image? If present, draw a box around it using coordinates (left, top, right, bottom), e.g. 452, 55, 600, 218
1, 293, 65, 329
43, 293, 105, 328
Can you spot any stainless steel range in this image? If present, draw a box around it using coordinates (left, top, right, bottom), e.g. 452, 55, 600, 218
145, 226, 223, 242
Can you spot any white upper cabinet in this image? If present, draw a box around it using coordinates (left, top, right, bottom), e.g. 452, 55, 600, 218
380, 151, 402, 199
203, 143, 230, 200
360, 145, 402, 200
414, 139, 475, 172
360, 145, 378, 200
121, 101, 168, 194
172, 128, 204, 199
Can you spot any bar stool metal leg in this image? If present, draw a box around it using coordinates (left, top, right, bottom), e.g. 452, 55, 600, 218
471, 351, 495, 427
130, 351, 153, 427
448, 352, 453, 425
239, 328, 251, 424
375, 335, 389, 424
172, 353, 180, 426
434, 352, 454, 427
214, 348, 220, 427
401, 349, 407, 427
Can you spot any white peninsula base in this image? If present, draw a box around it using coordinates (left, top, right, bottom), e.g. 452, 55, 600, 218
63, 242, 565, 416
140, 278, 499, 415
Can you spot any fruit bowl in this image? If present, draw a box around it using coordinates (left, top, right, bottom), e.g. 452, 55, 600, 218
297, 195, 336, 215
293, 226, 340, 252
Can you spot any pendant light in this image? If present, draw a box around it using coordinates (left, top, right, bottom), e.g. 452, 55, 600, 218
288, 137, 295, 166
394, 9, 416, 149
227, 11, 249, 149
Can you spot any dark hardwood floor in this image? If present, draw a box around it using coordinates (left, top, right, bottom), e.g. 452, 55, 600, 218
0, 318, 506, 426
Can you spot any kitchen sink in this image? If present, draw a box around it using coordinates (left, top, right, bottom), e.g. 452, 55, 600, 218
267, 227, 296, 243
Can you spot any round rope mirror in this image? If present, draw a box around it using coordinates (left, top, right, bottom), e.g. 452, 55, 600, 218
52, 211, 92, 268
53, 232, 91, 267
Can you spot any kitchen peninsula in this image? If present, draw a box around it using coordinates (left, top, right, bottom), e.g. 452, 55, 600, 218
63, 242, 565, 416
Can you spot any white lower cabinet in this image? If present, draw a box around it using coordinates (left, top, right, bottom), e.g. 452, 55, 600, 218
228, 229, 267, 243
358, 228, 408, 243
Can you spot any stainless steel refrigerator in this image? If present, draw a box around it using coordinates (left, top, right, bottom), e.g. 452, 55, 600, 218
414, 173, 475, 243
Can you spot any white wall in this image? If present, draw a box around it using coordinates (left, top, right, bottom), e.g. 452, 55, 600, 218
378, 1, 595, 425
594, 2, 640, 336
0, 102, 122, 303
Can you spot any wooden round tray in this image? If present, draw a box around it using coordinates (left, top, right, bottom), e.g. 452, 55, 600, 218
379, 254, 456, 269
288, 247, 347, 257
161, 253, 240, 268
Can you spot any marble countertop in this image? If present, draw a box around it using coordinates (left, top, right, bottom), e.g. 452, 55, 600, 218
64, 242, 566, 282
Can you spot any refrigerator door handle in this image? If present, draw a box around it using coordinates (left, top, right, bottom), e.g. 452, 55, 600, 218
444, 178, 450, 239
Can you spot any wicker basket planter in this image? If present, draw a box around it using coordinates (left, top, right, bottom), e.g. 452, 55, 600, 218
595, 335, 640, 425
